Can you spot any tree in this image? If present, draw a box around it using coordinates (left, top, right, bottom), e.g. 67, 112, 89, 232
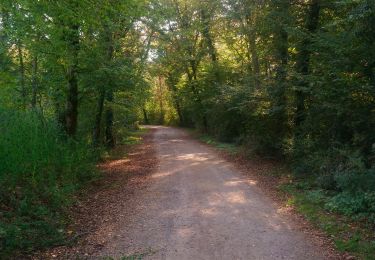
294, 0, 321, 129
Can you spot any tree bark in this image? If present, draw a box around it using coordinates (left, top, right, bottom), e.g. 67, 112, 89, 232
187, 66, 208, 132
175, 100, 184, 126
105, 90, 115, 148
17, 40, 26, 108
92, 89, 105, 146
294, 0, 320, 128
248, 28, 260, 89
157, 76, 165, 125
244, 4, 260, 89
93, 23, 115, 147
104, 26, 115, 147
31, 56, 38, 108
201, 7, 221, 85
143, 107, 149, 125
273, 0, 290, 134
201, 9, 217, 63
64, 24, 80, 137
171, 86, 184, 126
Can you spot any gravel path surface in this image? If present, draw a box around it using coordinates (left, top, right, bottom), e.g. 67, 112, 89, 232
96, 126, 328, 259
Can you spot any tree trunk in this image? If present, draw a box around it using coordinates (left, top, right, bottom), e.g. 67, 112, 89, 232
273, 0, 290, 135
158, 76, 165, 125
201, 9, 217, 63
92, 89, 105, 146
201, 8, 221, 85
0, 7, 9, 42
105, 90, 115, 148
171, 87, 184, 126
243, 3, 260, 89
167, 72, 185, 126
175, 100, 184, 126
92, 23, 115, 147
143, 107, 149, 125
294, 0, 320, 128
31, 56, 38, 108
187, 65, 208, 132
64, 24, 80, 137
103, 25, 115, 147
17, 40, 26, 108
248, 28, 260, 88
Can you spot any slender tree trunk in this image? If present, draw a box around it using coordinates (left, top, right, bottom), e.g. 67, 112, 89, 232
294, 0, 320, 128
92, 89, 105, 146
17, 40, 26, 107
0, 7, 9, 42
201, 8, 221, 85
158, 77, 165, 125
143, 107, 149, 125
243, 3, 260, 89
64, 24, 80, 137
167, 72, 185, 126
105, 90, 115, 148
201, 9, 217, 63
187, 65, 208, 132
55, 100, 65, 130
171, 87, 184, 126
92, 24, 115, 146
273, 0, 290, 135
31, 56, 38, 108
104, 26, 115, 147
175, 100, 184, 126
65, 69, 78, 136
248, 28, 260, 88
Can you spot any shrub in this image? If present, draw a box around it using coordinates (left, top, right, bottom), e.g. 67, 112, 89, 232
0, 108, 97, 257
334, 169, 375, 193
292, 143, 375, 222
326, 192, 375, 222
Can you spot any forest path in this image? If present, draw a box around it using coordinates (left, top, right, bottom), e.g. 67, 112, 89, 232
98, 126, 327, 259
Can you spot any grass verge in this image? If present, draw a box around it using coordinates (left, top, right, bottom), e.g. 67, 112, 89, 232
280, 180, 375, 260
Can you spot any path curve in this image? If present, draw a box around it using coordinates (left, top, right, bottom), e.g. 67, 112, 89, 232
98, 126, 327, 259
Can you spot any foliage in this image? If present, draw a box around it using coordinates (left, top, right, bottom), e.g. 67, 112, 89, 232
143, 0, 375, 230
0, 109, 97, 256
1, 0, 374, 257
0, 0, 151, 257
281, 182, 375, 260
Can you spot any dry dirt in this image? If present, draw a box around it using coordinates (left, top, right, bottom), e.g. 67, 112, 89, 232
36, 126, 343, 260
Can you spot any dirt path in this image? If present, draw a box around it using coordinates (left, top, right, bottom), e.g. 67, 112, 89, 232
90, 126, 331, 259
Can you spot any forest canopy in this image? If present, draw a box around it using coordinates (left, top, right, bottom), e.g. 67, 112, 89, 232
0, 0, 374, 257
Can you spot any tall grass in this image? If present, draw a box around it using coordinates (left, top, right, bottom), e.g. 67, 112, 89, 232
0, 108, 97, 257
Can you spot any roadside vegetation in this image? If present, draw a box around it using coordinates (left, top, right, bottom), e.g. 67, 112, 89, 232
282, 182, 375, 259
0, 1, 150, 257
1, 0, 374, 258
0, 109, 98, 257
143, 1, 374, 258
197, 132, 375, 259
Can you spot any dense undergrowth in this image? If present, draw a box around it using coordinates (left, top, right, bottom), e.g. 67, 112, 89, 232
0, 109, 98, 258
281, 182, 375, 259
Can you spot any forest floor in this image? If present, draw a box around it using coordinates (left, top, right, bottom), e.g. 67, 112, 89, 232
35, 126, 347, 259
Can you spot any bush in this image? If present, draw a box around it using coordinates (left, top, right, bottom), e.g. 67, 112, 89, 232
324, 169, 375, 222
326, 192, 375, 222
0, 109, 97, 257
334, 169, 375, 193
292, 143, 375, 222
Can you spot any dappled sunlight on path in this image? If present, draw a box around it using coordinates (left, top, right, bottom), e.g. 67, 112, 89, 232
96, 126, 327, 259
